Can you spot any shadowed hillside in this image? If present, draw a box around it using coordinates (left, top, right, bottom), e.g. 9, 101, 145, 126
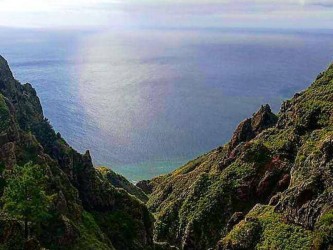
0, 55, 166, 250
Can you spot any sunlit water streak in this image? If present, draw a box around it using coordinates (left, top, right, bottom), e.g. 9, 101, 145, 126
1, 27, 333, 181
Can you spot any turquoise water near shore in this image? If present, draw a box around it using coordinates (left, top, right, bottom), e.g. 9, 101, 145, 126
1, 27, 333, 181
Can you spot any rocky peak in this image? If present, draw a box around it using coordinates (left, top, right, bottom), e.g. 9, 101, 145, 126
252, 104, 276, 131
0, 56, 13, 83
229, 104, 277, 150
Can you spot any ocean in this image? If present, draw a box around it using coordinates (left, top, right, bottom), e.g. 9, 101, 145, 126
1, 27, 333, 181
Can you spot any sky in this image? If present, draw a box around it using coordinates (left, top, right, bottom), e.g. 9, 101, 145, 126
0, 0, 332, 30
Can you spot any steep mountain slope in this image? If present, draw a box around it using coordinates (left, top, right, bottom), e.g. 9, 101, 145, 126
97, 167, 148, 203
1, 52, 332, 250
0, 55, 156, 250
142, 63, 333, 249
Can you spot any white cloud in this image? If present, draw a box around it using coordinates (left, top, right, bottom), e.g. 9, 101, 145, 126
0, 0, 332, 29
1, 0, 332, 11
0, 0, 118, 11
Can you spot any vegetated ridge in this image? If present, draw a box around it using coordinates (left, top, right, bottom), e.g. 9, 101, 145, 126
139, 62, 333, 250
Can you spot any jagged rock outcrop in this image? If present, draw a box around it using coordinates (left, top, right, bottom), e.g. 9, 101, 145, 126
229, 104, 277, 151
0, 55, 157, 250
145, 63, 333, 249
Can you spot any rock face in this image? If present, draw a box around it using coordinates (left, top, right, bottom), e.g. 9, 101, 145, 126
229, 104, 277, 150
145, 64, 333, 249
0, 55, 156, 250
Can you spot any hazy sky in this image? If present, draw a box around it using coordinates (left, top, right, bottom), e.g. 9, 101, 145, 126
0, 0, 332, 30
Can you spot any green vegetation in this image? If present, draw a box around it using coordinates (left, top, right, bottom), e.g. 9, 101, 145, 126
314, 208, 333, 248
250, 206, 313, 250
0, 94, 10, 131
94, 211, 136, 242
222, 205, 314, 250
1, 162, 53, 240
97, 167, 148, 203
72, 211, 113, 250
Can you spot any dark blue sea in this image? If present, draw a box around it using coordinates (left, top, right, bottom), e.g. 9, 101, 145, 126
1, 27, 333, 181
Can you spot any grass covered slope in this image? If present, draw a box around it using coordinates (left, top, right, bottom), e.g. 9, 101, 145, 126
97, 167, 148, 203
0, 55, 157, 250
144, 63, 333, 249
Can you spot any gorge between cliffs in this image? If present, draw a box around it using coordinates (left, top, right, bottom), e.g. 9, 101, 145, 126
0, 54, 332, 250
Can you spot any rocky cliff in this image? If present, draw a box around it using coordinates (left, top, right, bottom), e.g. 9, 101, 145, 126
141, 63, 333, 249
0, 55, 157, 250
1, 54, 332, 250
